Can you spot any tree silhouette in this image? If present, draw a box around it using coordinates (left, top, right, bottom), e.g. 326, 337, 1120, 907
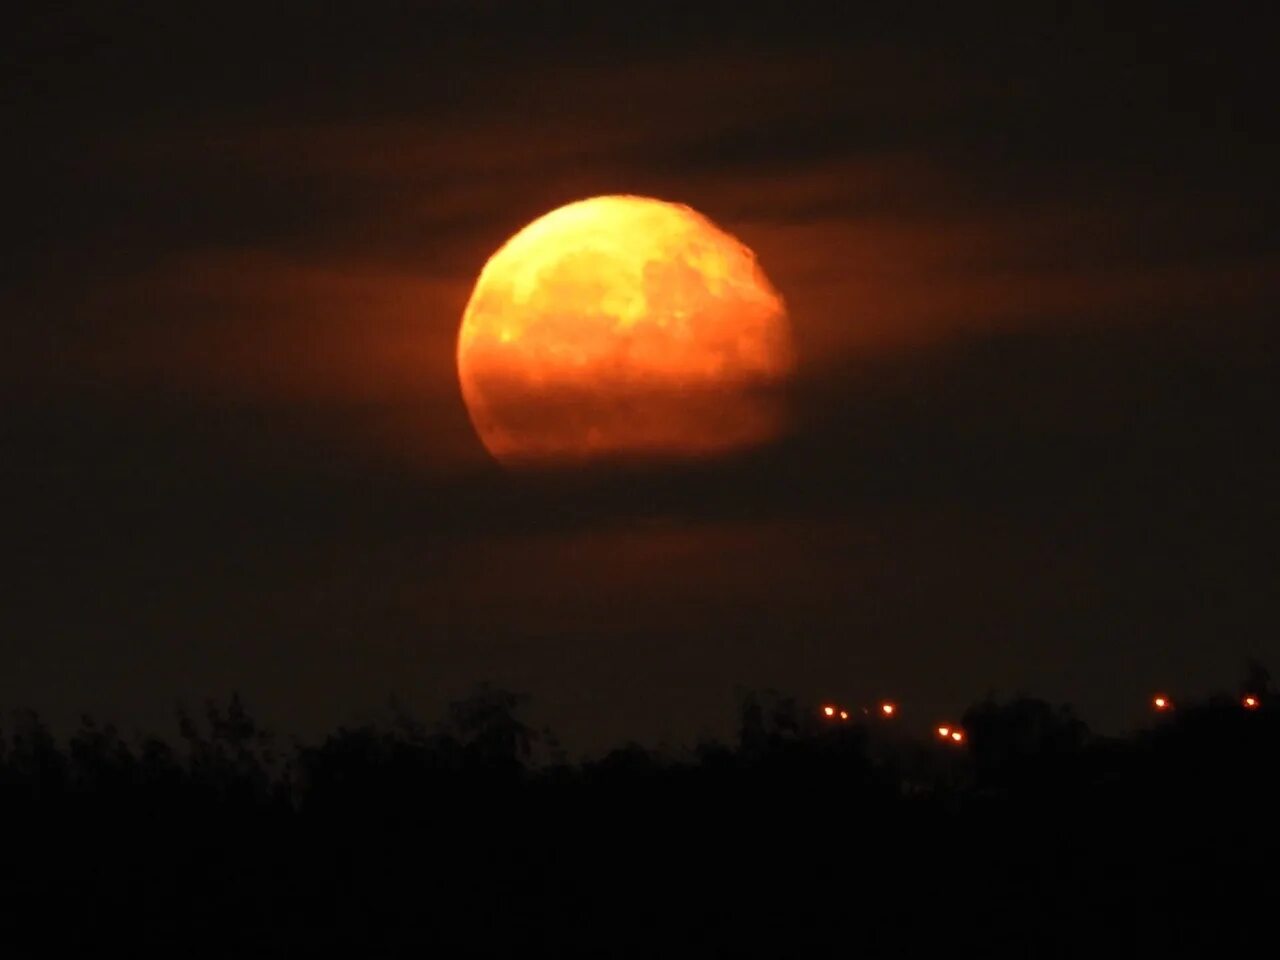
441, 682, 535, 773
0, 675, 1277, 953
736, 687, 803, 758
961, 695, 1090, 791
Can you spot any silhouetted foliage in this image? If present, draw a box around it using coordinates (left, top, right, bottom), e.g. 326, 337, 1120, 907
1, 676, 1278, 954
962, 695, 1091, 791
442, 681, 536, 772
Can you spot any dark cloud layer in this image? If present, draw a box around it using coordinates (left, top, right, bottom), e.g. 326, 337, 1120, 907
2, 2, 1278, 750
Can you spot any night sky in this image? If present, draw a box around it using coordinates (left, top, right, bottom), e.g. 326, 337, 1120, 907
4, 2, 1278, 753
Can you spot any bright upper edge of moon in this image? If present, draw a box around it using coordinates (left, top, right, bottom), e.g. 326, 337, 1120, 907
456, 195, 795, 467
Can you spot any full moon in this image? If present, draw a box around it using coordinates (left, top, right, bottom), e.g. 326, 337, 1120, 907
456, 195, 795, 466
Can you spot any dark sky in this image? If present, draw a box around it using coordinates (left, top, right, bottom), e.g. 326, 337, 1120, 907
4, 2, 1278, 752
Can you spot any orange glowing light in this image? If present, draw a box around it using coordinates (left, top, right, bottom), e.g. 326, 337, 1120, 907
1152, 695, 1171, 711
838, 710, 849, 720
937, 726, 951, 738
1243, 696, 1260, 710
822, 705, 836, 718
950, 731, 964, 743
457, 196, 795, 465
880, 702, 896, 717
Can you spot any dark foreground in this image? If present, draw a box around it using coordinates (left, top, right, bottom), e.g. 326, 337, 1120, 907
2, 686, 1277, 956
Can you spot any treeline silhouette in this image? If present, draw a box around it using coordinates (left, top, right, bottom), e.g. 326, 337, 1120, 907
2, 674, 1278, 955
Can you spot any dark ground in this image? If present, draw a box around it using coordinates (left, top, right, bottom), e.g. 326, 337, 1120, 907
2, 679, 1277, 956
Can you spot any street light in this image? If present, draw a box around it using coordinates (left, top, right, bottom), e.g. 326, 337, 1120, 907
937, 725, 965, 744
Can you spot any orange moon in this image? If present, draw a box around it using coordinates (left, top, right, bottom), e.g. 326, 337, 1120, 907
456, 195, 795, 466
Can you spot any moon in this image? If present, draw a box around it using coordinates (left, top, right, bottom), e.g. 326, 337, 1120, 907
457, 195, 795, 466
